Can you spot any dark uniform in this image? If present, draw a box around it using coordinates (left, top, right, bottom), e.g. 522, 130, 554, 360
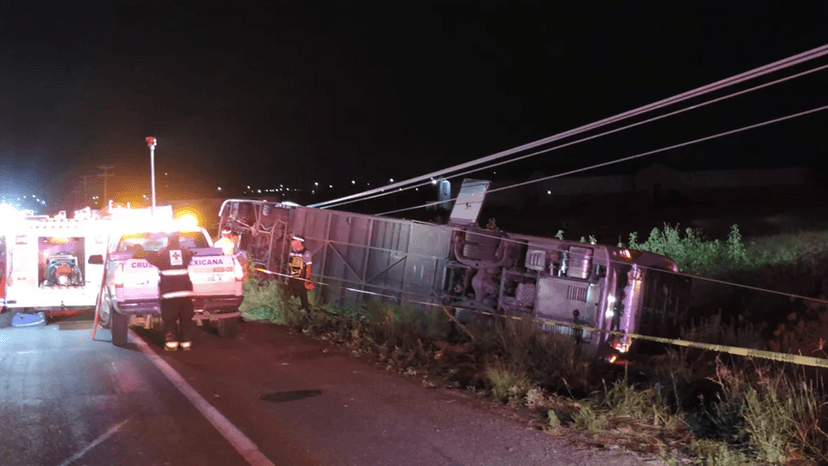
143, 233, 195, 350
285, 237, 313, 311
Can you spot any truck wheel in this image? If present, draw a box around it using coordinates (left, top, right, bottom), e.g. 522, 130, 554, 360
0, 311, 13, 329
98, 300, 112, 329
216, 317, 238, 339
111, 311, 129, 346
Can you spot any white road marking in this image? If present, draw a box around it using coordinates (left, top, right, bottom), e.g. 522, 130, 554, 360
56, 418, 130, 466
130, 329, 275, 466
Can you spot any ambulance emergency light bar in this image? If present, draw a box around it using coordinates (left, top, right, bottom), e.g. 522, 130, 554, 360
0, 203, 33, 224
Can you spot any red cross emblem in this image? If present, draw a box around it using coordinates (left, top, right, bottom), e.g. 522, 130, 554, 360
171, 250, 181, 262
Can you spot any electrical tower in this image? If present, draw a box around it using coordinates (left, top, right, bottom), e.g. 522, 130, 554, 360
79, 174, 94, 205
98, 165, 115, 204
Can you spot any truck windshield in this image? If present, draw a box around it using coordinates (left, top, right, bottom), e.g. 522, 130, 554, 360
117, 231, 209, 253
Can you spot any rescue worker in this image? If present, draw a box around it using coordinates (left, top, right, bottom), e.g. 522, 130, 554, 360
136, 233, 195, 351
285, 236, 313, 311
214, 228, 237, 256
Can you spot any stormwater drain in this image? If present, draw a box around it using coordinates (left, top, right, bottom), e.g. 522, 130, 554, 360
260, 390, 322, 403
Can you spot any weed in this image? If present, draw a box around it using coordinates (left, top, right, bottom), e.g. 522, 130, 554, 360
708, 359, 828, 464
687, 438, 751, 466
526, 387, 547, 410
680, 311, 764, 350
603, 375, 678, 428
547, 409, 561, 428
572, 403, 607, 433
485, 364, 532, 405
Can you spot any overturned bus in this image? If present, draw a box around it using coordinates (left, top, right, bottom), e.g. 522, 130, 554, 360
217, 180, 690, 356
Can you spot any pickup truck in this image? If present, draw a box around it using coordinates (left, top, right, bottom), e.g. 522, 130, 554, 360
89, 227, 245, 346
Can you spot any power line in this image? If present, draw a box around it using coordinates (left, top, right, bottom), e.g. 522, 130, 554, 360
374, 103, 828, 216
321, 61, 828, 210
79, 174, 94, 204
310, 44, 828, 209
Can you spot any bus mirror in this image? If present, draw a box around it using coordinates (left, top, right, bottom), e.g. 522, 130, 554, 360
88, 255, 103, 265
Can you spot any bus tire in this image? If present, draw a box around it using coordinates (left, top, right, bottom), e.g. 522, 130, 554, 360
216, 317, 238, 339
111, 311, 129, 346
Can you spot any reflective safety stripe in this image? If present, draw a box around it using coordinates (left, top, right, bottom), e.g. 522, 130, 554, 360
161, 290, 193, 299
160, 269, 189, 276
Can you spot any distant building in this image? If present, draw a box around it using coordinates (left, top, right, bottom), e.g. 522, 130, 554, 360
479, 163, 812, 209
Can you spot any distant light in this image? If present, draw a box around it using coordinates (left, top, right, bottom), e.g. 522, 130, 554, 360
257, 189, 261, 193
415, 188, 418, 191
389, 178, 394, 183
311, 190, 315, 194
329, 185, 332, 188
164, 172, 168, 176
247, 185, 250, 189
493, 171, 496, 174
367, 183, 370, 186
31, 195, 35, 198
351, 180, 355, 184
217, 187, 222, 191
431, 180, 437, 185
314, 182, 318, 186
547, 190, 551, 195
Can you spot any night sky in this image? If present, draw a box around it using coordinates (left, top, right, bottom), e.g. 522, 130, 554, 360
1, 2, 827, 212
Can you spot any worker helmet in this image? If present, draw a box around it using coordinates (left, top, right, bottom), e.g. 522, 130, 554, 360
292, 236, 304, 243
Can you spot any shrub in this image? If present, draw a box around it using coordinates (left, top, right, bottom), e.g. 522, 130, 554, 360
626, 224, 748, 276
239, 278, 306, 325
485, 364, 533, 405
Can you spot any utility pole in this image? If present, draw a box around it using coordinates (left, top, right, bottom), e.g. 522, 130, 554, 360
79, 174, 94, 206
98, 165, 115, 204
146, 137, 157, 216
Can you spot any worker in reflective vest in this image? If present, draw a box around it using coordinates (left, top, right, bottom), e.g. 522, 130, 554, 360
138, 233, 195, 351
214, 229, 237, 256
285, 236, 312, 310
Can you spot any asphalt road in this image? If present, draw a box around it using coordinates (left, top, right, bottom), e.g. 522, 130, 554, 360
0, 318, 669, 466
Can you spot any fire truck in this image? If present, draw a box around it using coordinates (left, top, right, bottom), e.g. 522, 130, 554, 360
0, 204, 176, 322
1, 207, 111, 318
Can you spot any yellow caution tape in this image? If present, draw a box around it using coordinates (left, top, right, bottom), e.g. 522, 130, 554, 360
249, 267, 828, 369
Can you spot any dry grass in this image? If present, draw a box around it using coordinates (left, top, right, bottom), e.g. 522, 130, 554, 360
241, 228, 828, 465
